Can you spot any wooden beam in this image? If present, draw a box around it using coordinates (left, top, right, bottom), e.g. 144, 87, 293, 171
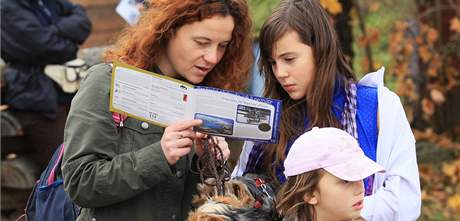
85, 6, 127, 32
72, 0, 119, 8
81, 31, 121, 48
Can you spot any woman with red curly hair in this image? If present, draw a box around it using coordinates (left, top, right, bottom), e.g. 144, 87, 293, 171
61, 1, 253, 220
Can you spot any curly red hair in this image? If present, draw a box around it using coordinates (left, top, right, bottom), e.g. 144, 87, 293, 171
104, 0, 253, 92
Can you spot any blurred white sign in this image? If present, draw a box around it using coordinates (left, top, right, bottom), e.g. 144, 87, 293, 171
115, 0, 140, 26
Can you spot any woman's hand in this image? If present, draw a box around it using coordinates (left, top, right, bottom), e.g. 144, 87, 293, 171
161, 119, 202, 165
194, 135, 230, 161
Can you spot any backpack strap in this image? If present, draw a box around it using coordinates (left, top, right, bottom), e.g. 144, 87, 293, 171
47, 144, 65, 185
112, 112, 127, 127
46, 113, 127, 185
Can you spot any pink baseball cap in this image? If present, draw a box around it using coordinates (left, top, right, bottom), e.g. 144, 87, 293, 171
284, 127, 385, 181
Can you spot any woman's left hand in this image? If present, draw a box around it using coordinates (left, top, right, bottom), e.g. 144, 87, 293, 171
194, 134, 230, 161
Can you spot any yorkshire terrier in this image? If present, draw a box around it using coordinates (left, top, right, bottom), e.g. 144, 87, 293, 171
187, 174, 280, 221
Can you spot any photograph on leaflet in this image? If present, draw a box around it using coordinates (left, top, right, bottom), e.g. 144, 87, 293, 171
194, 113, 234, 136
236, 104, 271, 125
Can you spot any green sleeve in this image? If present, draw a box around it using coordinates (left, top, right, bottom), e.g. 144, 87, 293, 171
61, 64, 174, 207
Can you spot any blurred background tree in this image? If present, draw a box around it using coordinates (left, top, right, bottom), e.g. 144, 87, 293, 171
249, 0, 354, 60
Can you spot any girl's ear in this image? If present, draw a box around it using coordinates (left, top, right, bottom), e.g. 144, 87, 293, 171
303, 191, 318, 205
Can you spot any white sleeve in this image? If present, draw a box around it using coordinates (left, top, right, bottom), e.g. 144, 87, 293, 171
361, 90, 421, 221
231, 141, 255, 177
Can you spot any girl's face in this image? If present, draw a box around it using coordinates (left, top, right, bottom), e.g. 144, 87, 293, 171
270, 30, 316, 101
158, 15, 234, 84
307, 171, 364, 221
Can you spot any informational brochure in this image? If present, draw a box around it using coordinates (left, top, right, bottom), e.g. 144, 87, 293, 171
109, 62, 281, 143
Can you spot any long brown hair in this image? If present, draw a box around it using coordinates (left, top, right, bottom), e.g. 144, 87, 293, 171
258, 0, 357, 179
104, 0, 252, 92
277, 169, 324, 221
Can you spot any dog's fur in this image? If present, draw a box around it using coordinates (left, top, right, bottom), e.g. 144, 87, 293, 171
187, 174, 280, 221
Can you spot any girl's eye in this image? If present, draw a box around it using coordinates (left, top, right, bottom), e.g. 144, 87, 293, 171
341, 180, 350, 184
218, 43, 229, 48
195, 40, 208, 46
284, 57, 295, 63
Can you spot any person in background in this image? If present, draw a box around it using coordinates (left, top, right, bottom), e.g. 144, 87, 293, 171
233, 0, 421, 220
61, 0, 253, 220
1, 0, 91, 169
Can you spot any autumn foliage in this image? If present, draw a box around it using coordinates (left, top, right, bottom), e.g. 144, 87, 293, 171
336, 0, 460, 220
386, 1, 460, 220
389, 18, 460, 128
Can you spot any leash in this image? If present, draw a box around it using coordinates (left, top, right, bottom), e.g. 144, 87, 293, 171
196, 136, 230, 196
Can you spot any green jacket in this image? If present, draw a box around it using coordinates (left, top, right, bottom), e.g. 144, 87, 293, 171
62, 64, 200, 221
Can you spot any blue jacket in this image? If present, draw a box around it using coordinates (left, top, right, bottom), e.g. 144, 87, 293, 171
1, 0, 91, 118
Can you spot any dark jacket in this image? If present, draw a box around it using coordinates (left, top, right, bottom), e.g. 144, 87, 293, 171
62, 64, 201, 221
1, 0, 91, 117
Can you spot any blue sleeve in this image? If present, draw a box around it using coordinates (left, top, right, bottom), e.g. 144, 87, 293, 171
0, 0, 78, 65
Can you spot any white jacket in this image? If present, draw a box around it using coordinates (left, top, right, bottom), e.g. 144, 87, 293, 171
232, 67, 421, 220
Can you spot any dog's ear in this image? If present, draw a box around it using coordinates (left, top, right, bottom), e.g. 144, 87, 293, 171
192, 194, 207, 207
198, 182, 218, 197
227, 180, 245, 198
230, 181, 254, 206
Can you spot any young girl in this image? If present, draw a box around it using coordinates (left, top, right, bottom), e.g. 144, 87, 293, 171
61, 1, 252, 220
233, 0, 421, 220
278, 127, 385, 221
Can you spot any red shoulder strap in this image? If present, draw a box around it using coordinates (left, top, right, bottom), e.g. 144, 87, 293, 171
47, 145, 65, 185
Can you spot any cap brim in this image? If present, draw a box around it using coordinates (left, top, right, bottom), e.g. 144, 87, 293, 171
324, 155, 385, 181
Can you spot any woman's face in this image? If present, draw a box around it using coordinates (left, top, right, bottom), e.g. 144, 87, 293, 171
270, 30, 315, 100
158, 15, 235, 84
307, 171, 364, 221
